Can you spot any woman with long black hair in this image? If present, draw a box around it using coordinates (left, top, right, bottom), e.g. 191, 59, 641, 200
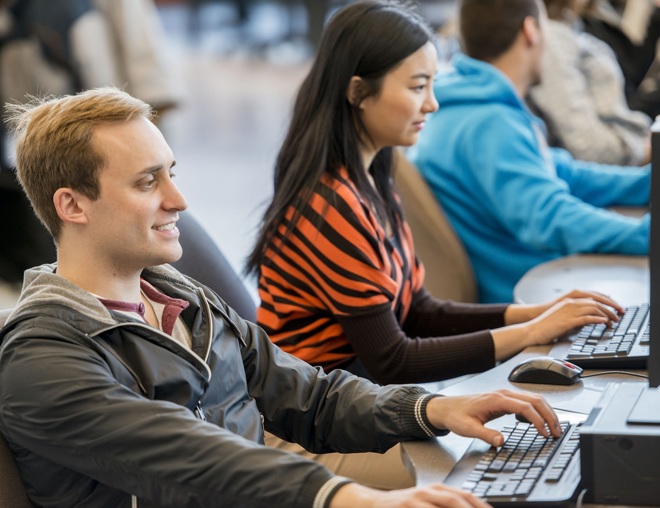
246, 0, 620, 387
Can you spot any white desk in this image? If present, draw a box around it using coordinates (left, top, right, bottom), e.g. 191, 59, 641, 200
514, 254, 649, 306
403, 254, 654, 507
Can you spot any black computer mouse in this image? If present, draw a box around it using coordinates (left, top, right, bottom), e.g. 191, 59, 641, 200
508, 356, 583, 385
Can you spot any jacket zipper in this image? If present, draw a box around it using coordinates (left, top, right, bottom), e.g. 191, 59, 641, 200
106, 292, 218, 508
197, 291, 215, 363
194, 402, 207, 421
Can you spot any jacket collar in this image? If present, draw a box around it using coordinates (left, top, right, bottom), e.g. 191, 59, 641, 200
6, 263, 199, 332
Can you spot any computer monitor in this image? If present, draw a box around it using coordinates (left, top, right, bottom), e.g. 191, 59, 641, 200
649, 120, 660, 388
616, 120, 660, 423
623, 120, 660, 423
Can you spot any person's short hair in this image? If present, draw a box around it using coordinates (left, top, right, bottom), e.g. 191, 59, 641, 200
459, 0, 541, 61
543, 0, 572, 20
5, 87, 153, 239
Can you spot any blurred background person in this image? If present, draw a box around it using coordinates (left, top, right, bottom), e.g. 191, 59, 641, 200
0, 0, 181, 122
527, 0, 652, 166
411, 0, 650, 304
580, 0, 660, 119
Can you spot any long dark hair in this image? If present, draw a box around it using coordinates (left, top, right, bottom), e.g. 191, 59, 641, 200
245, 0, 434, 277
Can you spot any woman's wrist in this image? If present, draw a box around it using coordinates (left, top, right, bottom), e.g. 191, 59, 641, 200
504, 304, 524, 325
492, 322, 535, 360
505, 302, 548, 325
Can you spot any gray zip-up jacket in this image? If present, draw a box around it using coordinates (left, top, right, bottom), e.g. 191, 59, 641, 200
0, 264, 444, 508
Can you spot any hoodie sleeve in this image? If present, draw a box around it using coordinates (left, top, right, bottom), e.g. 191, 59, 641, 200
551, 148, 650, 207
466, 111, 649, 256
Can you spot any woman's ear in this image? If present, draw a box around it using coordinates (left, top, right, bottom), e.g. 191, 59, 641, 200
53, 188, 89, 226
347, 76, 366, 108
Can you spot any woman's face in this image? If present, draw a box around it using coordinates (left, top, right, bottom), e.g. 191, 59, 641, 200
357, 41, 439, 153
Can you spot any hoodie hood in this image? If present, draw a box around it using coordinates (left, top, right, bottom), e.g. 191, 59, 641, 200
434, 53, 527, 112
4, 263, 197, 333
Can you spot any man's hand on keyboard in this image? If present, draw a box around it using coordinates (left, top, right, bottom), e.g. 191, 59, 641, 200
425, 389, 562, 447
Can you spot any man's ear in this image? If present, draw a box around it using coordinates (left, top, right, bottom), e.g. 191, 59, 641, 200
347, 76, 367, 108
521, 16, 541, 46
53, 188, 89, 225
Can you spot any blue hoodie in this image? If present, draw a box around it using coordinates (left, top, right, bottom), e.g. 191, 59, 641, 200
410, 53, 650, 304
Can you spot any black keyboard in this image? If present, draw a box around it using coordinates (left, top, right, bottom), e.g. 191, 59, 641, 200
564, 304, 650, 369
443, 420, 583, 507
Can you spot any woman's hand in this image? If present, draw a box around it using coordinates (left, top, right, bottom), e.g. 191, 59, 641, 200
494, 290, 622, 359
521, 294, 622, 347
505, 290, 623, 325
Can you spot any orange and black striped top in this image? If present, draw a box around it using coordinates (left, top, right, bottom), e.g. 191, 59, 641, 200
257, 169, 507, 383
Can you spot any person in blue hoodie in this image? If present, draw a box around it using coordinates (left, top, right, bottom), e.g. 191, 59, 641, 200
410, 0, 650, 304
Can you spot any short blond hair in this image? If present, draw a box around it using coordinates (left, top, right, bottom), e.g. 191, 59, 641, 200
5, 87, 153, 240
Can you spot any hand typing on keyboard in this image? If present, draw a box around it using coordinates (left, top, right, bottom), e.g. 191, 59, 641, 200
460, 420, 581, 501
566, 303, 649, 363
331, 390, 562, 508
493, 290, 624, 360
425, 389, 562, 447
